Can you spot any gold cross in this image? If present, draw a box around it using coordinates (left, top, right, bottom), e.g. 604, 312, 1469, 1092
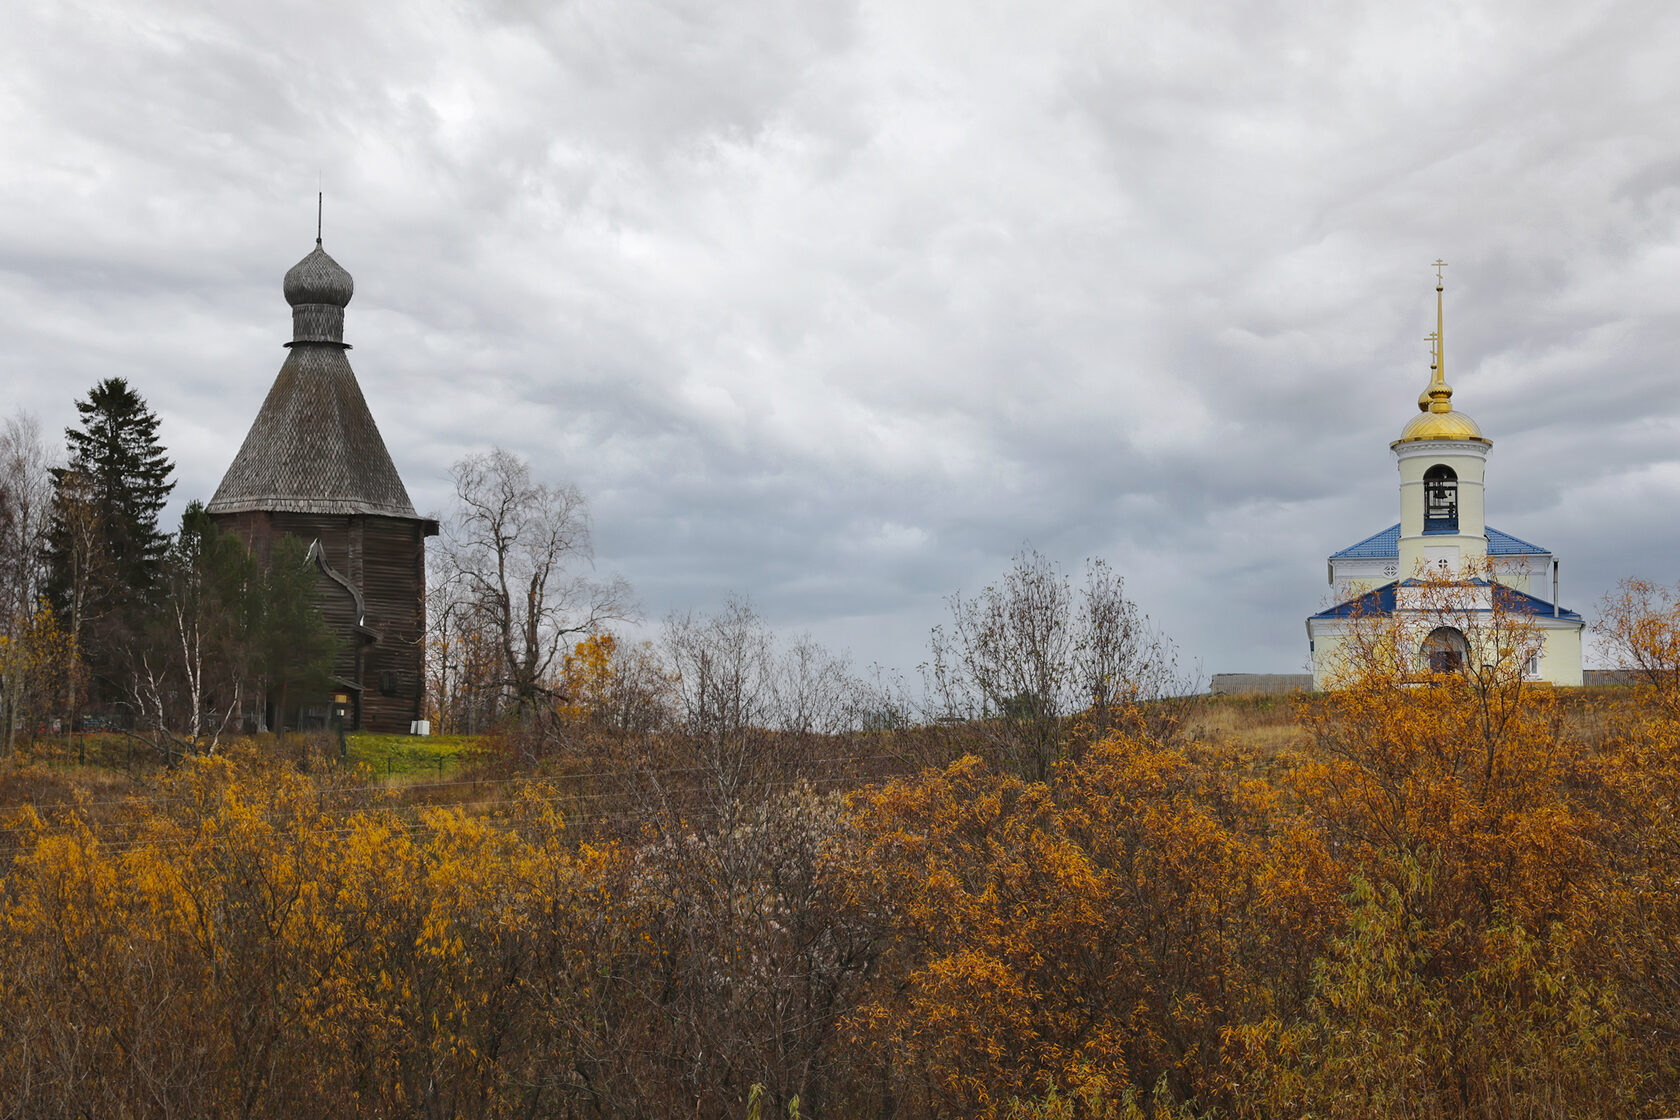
1433, 258, 1448, 282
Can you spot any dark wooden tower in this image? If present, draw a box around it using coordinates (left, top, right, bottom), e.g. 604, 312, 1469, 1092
207, 235, 436, 733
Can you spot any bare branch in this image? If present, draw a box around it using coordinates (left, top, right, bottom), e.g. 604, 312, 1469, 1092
434, 447, 637, 725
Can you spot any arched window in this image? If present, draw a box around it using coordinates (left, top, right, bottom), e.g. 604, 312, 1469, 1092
1423, 464, 1458, 532
1420, 626, 1469, 674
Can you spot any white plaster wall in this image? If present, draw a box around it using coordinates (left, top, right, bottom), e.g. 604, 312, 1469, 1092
1394, 441, 1491, 576
1307, 614, 1583, 689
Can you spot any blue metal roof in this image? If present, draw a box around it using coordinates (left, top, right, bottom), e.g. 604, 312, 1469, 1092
1487, 527, 1548, 556
1310, 578, 1581, 622
1329, 523, 1549, 560
1329, 524, 1400, 559
1311, 580, 1398, 618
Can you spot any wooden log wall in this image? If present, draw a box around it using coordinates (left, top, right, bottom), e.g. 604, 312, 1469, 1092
211, 510, 430, 733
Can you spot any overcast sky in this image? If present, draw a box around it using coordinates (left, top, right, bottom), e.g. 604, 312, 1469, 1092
3, 0, 1678, 681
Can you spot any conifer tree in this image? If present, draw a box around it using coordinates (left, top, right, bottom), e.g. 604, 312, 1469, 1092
45, 378, 175, 712
48, 378, 174, 603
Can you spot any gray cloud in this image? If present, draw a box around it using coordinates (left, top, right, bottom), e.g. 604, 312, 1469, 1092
3, 0, 1679, 681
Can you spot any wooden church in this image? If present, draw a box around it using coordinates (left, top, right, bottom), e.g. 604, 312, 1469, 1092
206, 231, 436, 733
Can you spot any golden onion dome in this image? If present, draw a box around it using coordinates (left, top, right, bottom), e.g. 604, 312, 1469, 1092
1396, 373, 1488, 444
1397, 399, 1486, 443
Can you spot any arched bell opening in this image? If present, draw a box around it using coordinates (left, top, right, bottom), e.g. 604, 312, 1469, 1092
1423, 464, 1458, 532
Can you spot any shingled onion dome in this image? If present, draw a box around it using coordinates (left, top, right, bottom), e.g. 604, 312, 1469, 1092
206, 236, 420, 521
284, 239, 355, 347
1394, 276, 1489, 446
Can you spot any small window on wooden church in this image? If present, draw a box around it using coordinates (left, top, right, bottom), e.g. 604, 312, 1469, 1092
1423, 464, 1458, 532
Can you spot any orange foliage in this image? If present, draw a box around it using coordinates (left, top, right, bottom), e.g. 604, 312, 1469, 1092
1223, 575, 1665, 1119
559, 632, 671, 734
0, 597, 76, 749
0, 751, 642, 1117
843, 737, 1332, 1117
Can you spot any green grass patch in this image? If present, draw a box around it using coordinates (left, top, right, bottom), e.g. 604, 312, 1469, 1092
345, 732, 483, 780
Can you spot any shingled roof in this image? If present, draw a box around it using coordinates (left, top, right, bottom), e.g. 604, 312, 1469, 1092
207, 240, 420, 520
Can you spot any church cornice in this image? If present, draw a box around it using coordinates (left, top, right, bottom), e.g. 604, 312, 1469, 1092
1391, 439, 1492, 460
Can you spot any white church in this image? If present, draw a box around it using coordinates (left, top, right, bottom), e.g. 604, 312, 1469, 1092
1305, 269, 1585, 689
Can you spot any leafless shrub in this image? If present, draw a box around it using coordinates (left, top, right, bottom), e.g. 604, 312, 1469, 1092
925, 549, 1188, 778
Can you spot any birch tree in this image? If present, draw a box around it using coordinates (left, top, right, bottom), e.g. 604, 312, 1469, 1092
439, 448, 633, 721
0, 411, 54, 753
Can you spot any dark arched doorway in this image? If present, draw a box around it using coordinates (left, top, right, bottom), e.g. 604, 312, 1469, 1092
1420, 626, 1469, 673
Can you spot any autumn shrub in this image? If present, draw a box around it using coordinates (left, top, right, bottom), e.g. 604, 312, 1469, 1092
1220, 586, 1674, 1120
1226, 858, 1643, 1120
839, 728, 1329, 1119
924, 551, 1186, 782
0, 749, 622, 1117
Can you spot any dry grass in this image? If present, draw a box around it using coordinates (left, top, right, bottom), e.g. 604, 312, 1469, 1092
1178, 693, 1315, 776
1179, 685, 1656, 757
1, 687, 1663, 828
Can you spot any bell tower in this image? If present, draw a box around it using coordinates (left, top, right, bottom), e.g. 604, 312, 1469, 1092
1308, 261, 1584, 689
1392, 262, 1491, 579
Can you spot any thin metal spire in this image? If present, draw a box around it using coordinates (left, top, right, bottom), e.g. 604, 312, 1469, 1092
316, 190, 323, 246
1421, 259, 1453, 414
1433, 258, 1447, 383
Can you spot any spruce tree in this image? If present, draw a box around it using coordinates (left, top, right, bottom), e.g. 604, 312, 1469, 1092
51, 378, 174, 600
45, 378, 175, 710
